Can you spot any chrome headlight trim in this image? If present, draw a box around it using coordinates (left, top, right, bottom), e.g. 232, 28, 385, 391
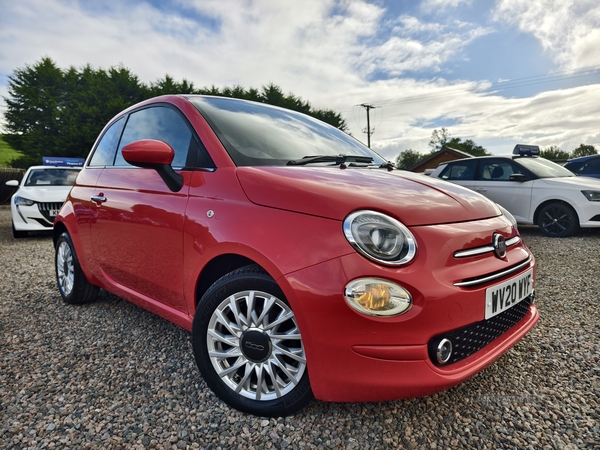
343, 210, 417, 266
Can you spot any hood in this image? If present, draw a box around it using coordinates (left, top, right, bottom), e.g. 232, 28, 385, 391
236, 167, 499, 226
538, 176, 600, 189
15, 186, 72, 203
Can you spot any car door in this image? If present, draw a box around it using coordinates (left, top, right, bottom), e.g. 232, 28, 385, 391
90, 105, 197, 313
436, 159, 477, 190
473, 159, 533, 222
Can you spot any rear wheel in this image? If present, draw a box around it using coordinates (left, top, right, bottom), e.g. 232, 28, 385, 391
55, 232, 99, 304
192, 265, 312, 417
537, 202, 579, 237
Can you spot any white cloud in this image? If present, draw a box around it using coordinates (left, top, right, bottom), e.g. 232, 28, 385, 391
493, 0, 600, 69
0, 0, 599, 160
421, 0, 473, 13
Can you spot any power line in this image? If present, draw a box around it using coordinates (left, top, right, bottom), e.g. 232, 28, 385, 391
343, 64, 600, 113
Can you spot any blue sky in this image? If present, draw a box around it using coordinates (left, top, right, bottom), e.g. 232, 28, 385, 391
1, 0, 599, 160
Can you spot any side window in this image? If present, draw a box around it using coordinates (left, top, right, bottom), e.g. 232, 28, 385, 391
114, 106, 193, 168
480, 161, 521, 181
89, 117, 125, 167
584, 161, 600, 175
439, 160, 476, 180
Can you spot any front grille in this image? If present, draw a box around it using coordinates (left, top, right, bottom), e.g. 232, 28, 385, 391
428, 293, 534, 366
37, 202, 63, 223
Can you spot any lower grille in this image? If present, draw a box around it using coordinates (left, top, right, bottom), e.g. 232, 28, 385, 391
38, 202, 63, 223
428, 293, 534, 366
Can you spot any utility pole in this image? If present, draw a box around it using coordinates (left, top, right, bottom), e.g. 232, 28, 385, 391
358, 103, 379, 148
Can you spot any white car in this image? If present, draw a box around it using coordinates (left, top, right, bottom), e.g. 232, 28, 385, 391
6, 165, 81, 238
429, 145, 600, 237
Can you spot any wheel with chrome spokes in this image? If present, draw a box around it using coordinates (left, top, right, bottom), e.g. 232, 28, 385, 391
192, 265, 312, 416
55, 232, 99, 304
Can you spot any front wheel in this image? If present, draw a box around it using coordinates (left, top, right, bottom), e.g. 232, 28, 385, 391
192, 265, 313, 417
55, 232, 99, 304
12, 222, 28, 238
537, 202, 579, 237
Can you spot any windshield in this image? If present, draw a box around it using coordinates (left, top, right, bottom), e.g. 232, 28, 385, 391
24, 169, 80, 186
189, 96, 384, 167
517, 157, 575, 179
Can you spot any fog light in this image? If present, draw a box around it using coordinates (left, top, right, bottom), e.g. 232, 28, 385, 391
436, 338, 453, 364
344, 278, 412, 317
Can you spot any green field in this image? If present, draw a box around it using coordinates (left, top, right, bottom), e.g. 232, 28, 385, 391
0, 135, 22, 166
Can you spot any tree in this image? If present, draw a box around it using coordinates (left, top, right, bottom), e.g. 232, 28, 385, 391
541, 145, 570, 161
4, 58, 147, 167
571, 144, 597, 158
429, 127, 450, 151
445, 137, 490, 156
3, 57, 66, 167
196, 83, 348, 131
3, 58, 348, 167
395, 149, 425, 169
428, 128, 490, 156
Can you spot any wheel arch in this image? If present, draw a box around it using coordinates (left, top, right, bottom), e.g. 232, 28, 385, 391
533, 199, 579, 225
194, 253, 265, 309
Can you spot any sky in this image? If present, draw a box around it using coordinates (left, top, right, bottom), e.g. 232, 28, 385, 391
1, 0, 600, 160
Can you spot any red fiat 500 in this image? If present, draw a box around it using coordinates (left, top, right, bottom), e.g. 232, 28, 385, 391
54, 95, 538, 416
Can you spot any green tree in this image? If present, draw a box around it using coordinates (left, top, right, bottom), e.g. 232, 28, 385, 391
395, 149, 425, 169
3, 58, 348, 167
446, 137, 490, 156
4, 58, 147, 167
571, 143, 597, 158
196, 83, 347, 131
4, 57, 66, 167
541, 145, 570, 161
428, 127, 450, 151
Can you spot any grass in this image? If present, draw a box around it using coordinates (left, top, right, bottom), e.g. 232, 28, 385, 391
0, 135, 22, 166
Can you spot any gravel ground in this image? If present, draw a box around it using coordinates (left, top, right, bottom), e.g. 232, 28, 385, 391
1, 207, 598, 450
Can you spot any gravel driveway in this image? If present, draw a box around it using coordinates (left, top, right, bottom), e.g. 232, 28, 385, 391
1, 208, 598, 449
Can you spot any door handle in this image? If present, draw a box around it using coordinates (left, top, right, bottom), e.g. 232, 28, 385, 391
91, 195, 106, 203
474, 188, 487, 192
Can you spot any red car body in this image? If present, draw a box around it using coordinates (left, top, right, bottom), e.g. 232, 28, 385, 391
54, 95, 538, 416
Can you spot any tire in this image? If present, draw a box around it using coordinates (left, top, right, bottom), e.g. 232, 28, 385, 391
192, 265, 313, 417
537, 202, 579, 237
12, 222, 28, 238
55, 232, 99, 304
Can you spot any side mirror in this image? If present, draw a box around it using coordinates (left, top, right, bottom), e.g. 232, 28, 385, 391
509, 173, 527, 182
122, 139, 184, 192
6, 180, 19, 187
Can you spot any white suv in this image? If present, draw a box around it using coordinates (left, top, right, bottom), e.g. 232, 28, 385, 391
430, 145, 600, 237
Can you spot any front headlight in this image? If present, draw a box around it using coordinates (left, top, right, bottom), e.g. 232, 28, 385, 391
343, 210, 416, 265
344, 278, 412, 317
581, 190, 600, 202
14, 196, 35, 206
496, 203, 518, 228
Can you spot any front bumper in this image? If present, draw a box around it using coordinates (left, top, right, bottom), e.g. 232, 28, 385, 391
11, 202, 61, 231
280, 219, 538, 403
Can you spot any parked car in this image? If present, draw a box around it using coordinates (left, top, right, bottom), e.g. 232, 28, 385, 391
430, 145, 600, 237
6, 165, 81, 238
564, 154, 600, 179
54, 95, 538, 416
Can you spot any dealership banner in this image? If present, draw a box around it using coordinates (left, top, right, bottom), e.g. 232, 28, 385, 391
42, 157, 85, 167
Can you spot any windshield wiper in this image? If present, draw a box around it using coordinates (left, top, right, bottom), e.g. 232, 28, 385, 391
286, 154, 374, 166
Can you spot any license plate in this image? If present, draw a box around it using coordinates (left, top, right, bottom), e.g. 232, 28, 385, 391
485, 269, 533, 320
50, 209, 59, 217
